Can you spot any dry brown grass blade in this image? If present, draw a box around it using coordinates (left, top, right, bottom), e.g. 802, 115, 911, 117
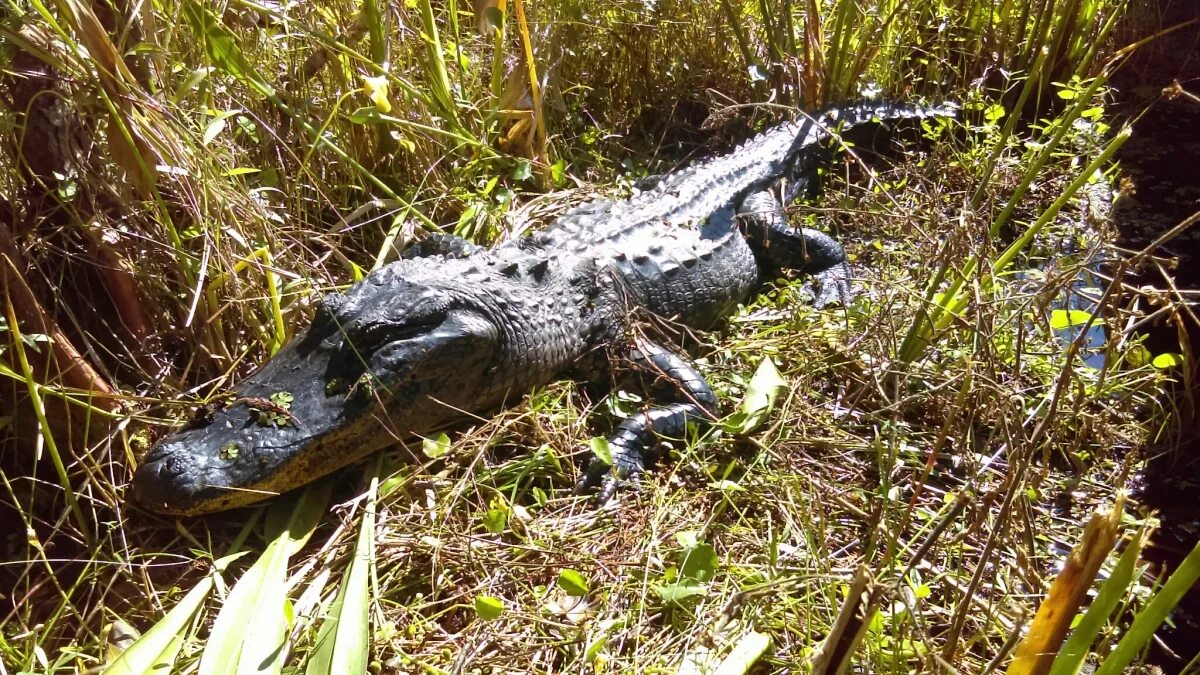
0, 230, 117, 406
84, 224, 152, 343
810, 566, 876, 675
56, 0, 161, 198
511, 0, 548, 174
1005, 494, 1125, 675
496, 51, 536, 157
295, 15, 369, 85
800, 0, 825, 106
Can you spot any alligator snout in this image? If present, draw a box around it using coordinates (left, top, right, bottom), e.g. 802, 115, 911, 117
131, 443, 207, 513
133, 437, 225, 509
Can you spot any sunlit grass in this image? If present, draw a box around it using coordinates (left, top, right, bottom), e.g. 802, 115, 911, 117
0, 0, 1191, 672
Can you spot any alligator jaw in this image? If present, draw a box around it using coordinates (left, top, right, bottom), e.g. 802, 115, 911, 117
130, 349, 389, 515
131, 409, 352, 515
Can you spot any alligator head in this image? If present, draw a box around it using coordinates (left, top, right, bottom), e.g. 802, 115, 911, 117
132, 257, 541, 515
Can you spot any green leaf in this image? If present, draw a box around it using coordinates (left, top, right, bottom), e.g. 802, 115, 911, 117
223, 167, 261, 177
655, 581, 707, 605
1126, 344, 1151, 368
512, 159, 533, 182
483, 507, 507, 534
550, 159, 567, 188
305, 462, 381, 675
1049, 308, 1093, 329
722, 356, 787, 434
588, 436, 613, 466
679, 543, 718, 582
422, 432, 452, 459
199, 483, 331, 675
1152, 353, 1183, 369
202, 117, 227, 146
345, 106, 383, 125
475, 596, 504, 620
104, 553, 246, 675
556, 569, 589, 596
714, 631, 771, 675
455, 204, 479, 233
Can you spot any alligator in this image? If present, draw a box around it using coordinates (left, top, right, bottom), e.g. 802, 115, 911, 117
132, 101, 955, 515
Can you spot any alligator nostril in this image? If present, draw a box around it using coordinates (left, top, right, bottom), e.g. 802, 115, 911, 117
138, 444, 191, 479
163, 454, 189, 478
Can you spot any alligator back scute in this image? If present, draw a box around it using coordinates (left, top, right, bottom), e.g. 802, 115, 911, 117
602, 205, 759, 327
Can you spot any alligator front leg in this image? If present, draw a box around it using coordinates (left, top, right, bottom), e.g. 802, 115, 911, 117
576, 340, 719, 501
738, 190, 853, 307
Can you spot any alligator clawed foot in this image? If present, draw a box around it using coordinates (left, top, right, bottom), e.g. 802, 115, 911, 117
574, 454, 645, 504
811, 262, 855, 309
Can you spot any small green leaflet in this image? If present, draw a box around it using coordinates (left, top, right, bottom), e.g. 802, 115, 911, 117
1049, 308, 1093, 329
679, 542, 718, 582
1152, 353, 1183, 369
588, 436, 614, 465
511, 159, 533, 182
475, 596, 504, 620
722, 356, 788, 434
422, 432, 451, 459
655, 581, 707, 604
483, 507, 507, 534
557, 569, 589, 596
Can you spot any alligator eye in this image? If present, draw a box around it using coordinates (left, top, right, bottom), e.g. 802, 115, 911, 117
348, 314, 446, 355
333, 291, 451, 359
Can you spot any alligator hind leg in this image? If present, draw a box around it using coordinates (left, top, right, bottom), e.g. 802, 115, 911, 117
738, 190, 853, 307
403, 232, 484, 259
576, 340, 719, 502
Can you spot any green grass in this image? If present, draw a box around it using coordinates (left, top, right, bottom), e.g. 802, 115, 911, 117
0, 0, 1193, 672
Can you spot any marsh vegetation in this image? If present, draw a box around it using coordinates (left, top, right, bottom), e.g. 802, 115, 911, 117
1, 0, 1197, 672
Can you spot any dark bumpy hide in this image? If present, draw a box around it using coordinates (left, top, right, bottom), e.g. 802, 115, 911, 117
133, 101, 955, 515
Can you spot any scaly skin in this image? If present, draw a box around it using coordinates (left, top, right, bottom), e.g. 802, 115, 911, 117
132, 101, 955, 515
